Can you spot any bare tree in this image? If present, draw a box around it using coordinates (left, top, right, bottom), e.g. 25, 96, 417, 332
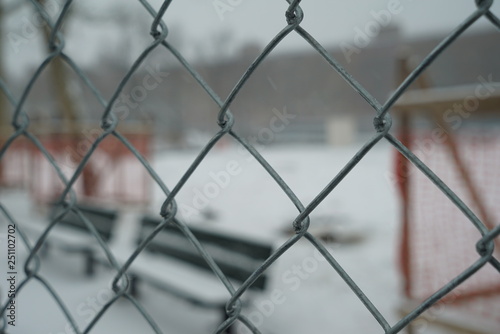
36, 0, 80, 135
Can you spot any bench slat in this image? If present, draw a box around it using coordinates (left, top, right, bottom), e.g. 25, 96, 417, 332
140, 217, 272, 290
50, 203, 118, 241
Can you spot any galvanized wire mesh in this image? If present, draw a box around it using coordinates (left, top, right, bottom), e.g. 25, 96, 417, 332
1, 0, 500, 333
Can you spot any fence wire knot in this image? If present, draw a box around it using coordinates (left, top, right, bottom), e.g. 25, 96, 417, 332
373, 114, 391, 134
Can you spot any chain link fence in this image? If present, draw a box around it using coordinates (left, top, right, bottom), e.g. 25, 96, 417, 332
1, 0, 500, 333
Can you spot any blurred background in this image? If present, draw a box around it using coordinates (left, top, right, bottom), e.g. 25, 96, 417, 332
1, 1, 500, 334
1, 0, 500, 148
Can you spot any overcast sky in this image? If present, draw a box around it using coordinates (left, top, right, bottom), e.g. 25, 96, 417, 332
2, 0, 499, 78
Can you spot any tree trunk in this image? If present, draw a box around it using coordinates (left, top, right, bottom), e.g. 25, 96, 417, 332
37, 0, 80, 135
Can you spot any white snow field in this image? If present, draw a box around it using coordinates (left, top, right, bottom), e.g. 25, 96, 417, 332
1, 142, 457, 334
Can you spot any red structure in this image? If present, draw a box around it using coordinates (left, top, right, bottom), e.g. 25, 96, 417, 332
394, 79, 500, 332
28, 131, 152, 206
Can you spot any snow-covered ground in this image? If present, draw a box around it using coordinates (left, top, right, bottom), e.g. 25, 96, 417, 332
0, 142, 451, 333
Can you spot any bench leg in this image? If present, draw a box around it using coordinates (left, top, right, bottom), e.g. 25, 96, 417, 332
129, 275, 140, 298
221, 307, 235, 334
84, 250, 95, 277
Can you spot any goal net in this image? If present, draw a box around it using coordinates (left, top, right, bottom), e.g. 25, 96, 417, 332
394, 84, 500, 328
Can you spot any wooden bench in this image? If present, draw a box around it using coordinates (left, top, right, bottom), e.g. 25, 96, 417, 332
44, 203, 118, 276
127, 216, 274, 332
40, 207, 274, 331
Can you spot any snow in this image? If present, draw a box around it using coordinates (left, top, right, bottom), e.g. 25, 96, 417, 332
0, 142, 453, 333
